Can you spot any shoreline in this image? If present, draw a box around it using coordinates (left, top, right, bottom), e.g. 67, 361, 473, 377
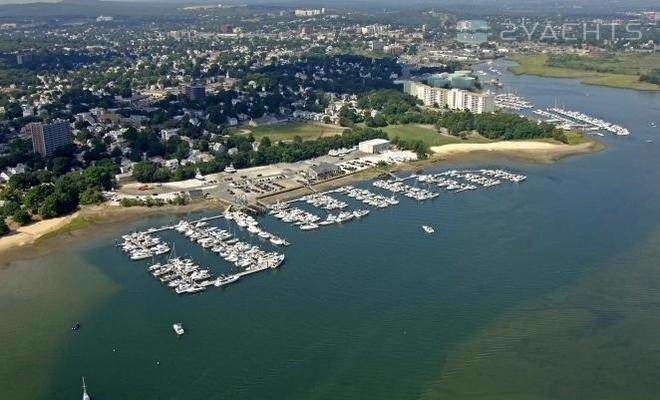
0, 139, 602, 263
506, 55, 660, 92
0, 200, 227, 266
259, 139, 603, 205
430, 140, 603, 163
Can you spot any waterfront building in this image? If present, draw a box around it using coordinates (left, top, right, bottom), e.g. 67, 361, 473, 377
306, 163, 342, 181
359, 138, 390, 154
403, 81, 495, 114
23, 120, 73, 157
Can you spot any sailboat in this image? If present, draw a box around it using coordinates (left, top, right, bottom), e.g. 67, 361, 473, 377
82, 377, 90, 400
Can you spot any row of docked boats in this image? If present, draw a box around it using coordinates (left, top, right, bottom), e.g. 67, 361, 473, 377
372, 179, 439, 201
418, 174, 477, 192
550, 107, 629, 136
416, 169, 526, 190
272, 206, 321, 230
175, 219, 286, 270
335, 186, 399, 208
271, 204, 370, 231
223, 210, 290, 246
477, 169, 527, 183
119, 232, 170, 260
299, 193, 348, 210
149, 257, 215, 295
494, 93, 534, 110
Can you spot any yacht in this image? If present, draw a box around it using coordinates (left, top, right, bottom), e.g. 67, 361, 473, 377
300, 223, 319, 231
82, 377, 90, 400
130, 250, 152, 261
173, 323, 185, 336
353, 209, 370, 219
422, 225, 435, 234
215, 274, 240, 287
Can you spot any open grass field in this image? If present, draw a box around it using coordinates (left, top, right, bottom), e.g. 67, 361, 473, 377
508, 54, 660, 91
240, 122, 346, 142
382, 124, 491, 147
382, 124, 459, 146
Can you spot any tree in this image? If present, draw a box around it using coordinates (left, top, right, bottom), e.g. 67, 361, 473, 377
2, 200, 21, 217
39, 193, 68, 219
79, 187, 104, 205
11, 208, 32, 226
132, 161, 158, 182
0, 219, 9, 236
23, 184, 54, 213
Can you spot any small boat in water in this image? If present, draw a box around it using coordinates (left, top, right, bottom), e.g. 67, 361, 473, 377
173, 323, 185, 336
72, 322, 81, 331
82, 376, 90, 400
422, 225, 435, 234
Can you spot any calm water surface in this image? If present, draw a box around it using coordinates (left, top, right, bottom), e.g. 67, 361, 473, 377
2, 61, 660, 399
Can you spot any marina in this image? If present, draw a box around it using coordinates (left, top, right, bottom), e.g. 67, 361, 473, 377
4, 55, 659, 400
116, 169, 527, 296
118, 212, 286, 293
495, 93, 535, 110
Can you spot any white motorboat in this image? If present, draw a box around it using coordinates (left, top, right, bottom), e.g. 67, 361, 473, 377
215, 274, 240, 287
422, 225, 435, 234
173, 323, 185, 335
300, 223, 319, 231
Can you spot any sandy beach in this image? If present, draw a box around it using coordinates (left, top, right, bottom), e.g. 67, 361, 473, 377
430, 140, 602, 163
0, 200, 227, 265
0, 214, 78, 255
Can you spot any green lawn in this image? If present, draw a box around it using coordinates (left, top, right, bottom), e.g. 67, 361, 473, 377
241, 122, 345, 142
509, 54, 659, 91
382, 124, 492, 147
381, 124, 462, 146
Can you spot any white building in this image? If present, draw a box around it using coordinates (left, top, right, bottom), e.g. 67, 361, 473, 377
294, 9, 324, 16
359, 138, 390, 154
403, 81, 495, 114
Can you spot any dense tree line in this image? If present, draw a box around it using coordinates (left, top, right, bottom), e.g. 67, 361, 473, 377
132, 127, 388, 183
640, 69, 660, 85
0, 159, 117, 228
435, 110, 567, 142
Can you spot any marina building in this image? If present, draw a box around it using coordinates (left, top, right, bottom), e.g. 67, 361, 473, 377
358, 138, 391, 154
402, 81, 495, 114
306, 163, 342, 181
23, 120, 73, 157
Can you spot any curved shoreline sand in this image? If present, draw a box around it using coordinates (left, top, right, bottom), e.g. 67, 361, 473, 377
430, 140, 602, 163
0, 200, 226, 266
0, 214, 78, 255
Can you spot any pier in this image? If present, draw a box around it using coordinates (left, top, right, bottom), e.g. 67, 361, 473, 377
143, 215, 224, 234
